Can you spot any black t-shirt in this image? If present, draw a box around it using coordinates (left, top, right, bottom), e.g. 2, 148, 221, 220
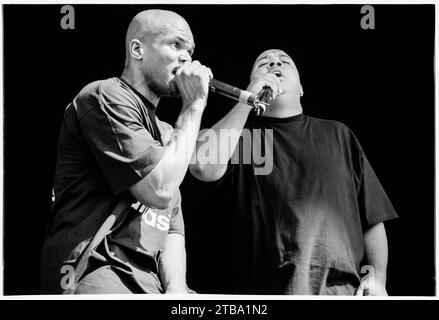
220, 113, 398, 295
41, 78, 184, 293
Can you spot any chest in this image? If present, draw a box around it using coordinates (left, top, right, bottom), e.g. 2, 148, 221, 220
248, 128, 354, 193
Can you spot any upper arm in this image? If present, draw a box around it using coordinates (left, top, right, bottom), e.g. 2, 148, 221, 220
364, 222, 387, 248
363, 221, 388, 277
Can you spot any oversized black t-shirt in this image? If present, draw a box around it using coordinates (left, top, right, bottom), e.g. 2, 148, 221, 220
221, 113, 397, 295
41, 78, 184, 293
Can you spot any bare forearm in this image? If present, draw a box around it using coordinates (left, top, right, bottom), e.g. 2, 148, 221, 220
129, 59, 213, 208
190, 72, 282, 182
129, 103, 205, 209
158, 103, 205, 190
190, 102, 252, 181
159, 234, 187, 293
364, 222, 388, 284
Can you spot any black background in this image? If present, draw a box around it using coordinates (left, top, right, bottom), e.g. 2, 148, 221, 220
3, 4, 435, 296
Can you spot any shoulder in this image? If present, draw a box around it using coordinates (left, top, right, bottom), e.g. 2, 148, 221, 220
73, 78, 142, 118
97, 77, 140, 106
307, 115, 354, 135
306, 116, 362, 150
76, 78, 119, 100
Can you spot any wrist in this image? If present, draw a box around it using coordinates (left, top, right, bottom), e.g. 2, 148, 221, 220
183, 98, 207, 113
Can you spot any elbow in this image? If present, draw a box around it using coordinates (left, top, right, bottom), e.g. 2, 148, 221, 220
189, 163, 202, 179
189, 163, 208, 181
131, 187, 174, 210
129, 171, 177, 210
189, 163, 225, 182
148, 189, 174, 210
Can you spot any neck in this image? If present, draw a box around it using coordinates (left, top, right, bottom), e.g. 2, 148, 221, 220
121, 67, 160, 107
261, 95, 303, 118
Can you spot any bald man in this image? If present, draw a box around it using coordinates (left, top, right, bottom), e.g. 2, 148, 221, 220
189, 49, 398, 295
41, 10, 212, 294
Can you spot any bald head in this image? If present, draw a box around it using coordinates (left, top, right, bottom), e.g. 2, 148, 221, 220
121, 9, 196, 103
124, 10, 194, 61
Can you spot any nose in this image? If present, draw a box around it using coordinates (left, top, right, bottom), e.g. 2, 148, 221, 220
269, 60, 282, 68
178, 52, 192, 63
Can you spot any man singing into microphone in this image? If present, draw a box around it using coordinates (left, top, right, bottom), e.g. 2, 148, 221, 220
189, 49, 397, 295
41, 9, 212, 294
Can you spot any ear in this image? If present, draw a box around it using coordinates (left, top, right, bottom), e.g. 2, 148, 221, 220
130, 39, 144, 60
299, 84, 304, 97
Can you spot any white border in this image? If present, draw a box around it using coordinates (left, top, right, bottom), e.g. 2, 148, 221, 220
0, 1, 437, 300
0, 1, 437, 4
0, 0, 4, 298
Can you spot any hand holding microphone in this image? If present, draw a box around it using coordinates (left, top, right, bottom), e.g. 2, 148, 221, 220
174, 61, 281, 115
209, 79, 268, 115
247, 73, 282, 101
209, 73, 281, 115
175, 60, 213, 111
247, 73, 282, 115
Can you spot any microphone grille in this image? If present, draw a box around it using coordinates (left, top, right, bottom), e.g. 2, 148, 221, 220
258, 86, 273, 103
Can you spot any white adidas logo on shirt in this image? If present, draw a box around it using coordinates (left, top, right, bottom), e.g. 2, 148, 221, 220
131, 202, 171, 231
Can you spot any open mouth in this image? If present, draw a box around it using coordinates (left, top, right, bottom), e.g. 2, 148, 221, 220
273, 70, 282, 77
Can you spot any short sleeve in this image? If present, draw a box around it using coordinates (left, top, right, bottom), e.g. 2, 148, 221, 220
357, 151, 399, 229
77, 87, 165, 195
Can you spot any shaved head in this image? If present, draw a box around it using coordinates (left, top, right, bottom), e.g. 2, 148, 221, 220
121, 9, 196, 103
124, 10, 194, 62
254, 49, 292, 63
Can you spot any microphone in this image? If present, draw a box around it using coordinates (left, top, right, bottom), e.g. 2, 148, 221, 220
209, 79, 269, 115
257, 86, 273, 104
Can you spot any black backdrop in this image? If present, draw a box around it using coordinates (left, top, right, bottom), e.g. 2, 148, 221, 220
3, 4, 435, 296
